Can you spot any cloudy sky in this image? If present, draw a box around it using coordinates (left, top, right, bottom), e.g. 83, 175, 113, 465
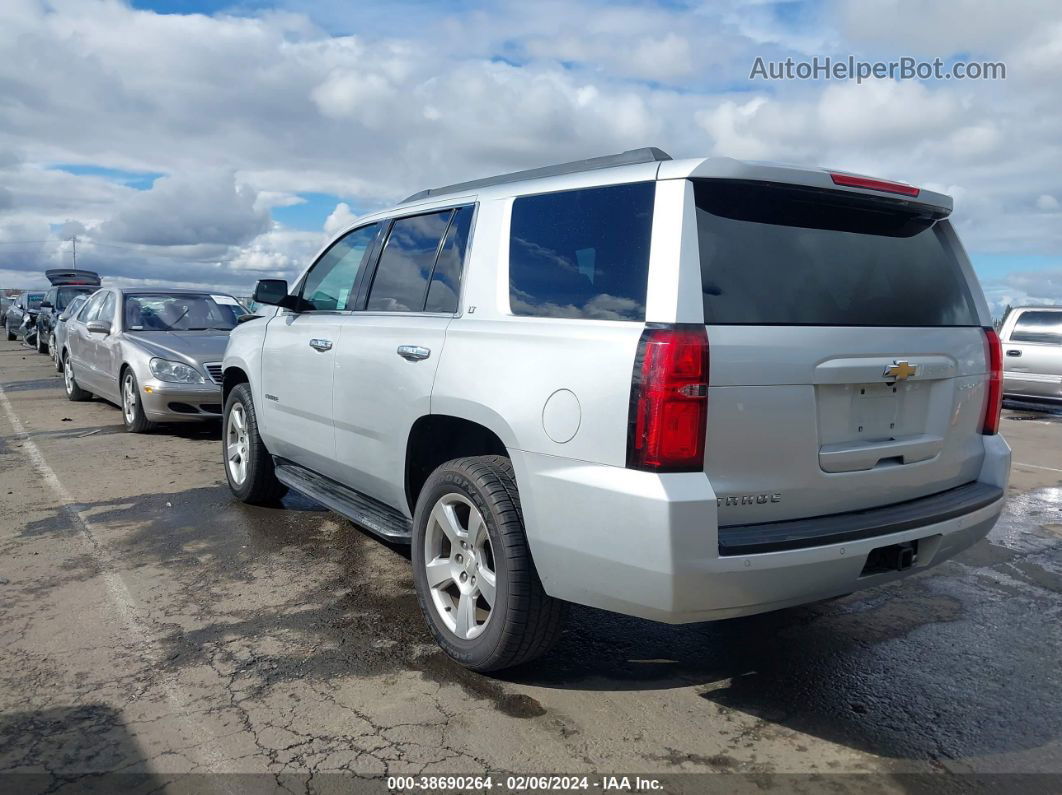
1, 0, 1060, 315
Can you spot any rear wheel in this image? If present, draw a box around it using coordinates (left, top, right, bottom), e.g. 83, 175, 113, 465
36, 330, 48, 354
52, 337, 63, 372
224, 383, 286, 504
5, 326, 14, 341
63, 354, 91, 402
121, 369, 156, 433
412, 455, 566, 672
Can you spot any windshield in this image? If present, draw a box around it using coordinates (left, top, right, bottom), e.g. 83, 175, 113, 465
56, 286, 95, 311
123, 293, 245, 331
26, 293, 44, 309
693, 180, 979, 327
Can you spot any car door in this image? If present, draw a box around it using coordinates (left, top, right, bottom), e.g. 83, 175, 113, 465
1002, 308, 1062, 400
332, 205, 473, 511
90, 291, 121, 402
260, 222, 383, 478
68, 291, 106, 390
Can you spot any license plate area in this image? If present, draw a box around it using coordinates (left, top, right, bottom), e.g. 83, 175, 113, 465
817, 380, 933, 446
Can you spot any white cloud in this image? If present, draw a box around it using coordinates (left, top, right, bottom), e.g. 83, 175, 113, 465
324, 202, 358, 236
0, 0, 1059, 297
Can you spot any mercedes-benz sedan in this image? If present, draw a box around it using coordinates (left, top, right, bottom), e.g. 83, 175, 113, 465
61, 287, 247, 432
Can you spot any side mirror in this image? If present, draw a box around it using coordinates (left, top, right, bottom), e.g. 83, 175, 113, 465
253, 279, 291, 307
236, 313, 261, 325
86, 320, 111, 335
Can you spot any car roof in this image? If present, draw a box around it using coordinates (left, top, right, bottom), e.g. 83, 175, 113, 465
348, 147, 954, 232
110, 287, 236, 296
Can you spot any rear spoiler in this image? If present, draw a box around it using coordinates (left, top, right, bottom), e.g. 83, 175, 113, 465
45, 269, 101, 287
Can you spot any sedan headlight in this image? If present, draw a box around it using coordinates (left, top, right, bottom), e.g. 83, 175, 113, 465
149, 358, 206, 384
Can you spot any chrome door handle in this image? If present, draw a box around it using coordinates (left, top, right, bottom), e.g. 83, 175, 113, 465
309, 338, 333, 352
397, 345, 430, 361
1006, 349, 1021, 357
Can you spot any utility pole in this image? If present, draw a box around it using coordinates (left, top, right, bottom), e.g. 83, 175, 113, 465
71, 235, 77, 268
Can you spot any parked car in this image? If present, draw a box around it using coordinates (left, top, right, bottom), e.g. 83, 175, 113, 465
1000, 305, 1062, 406
5, 291, 44, 341
50, 293, 90, 373
61, 288, 246, 432
222, 148, 1010, 671
0, 292, 18, 325
36, 269, 102, 355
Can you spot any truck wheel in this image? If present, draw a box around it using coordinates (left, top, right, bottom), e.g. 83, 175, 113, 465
412, 455, 567, 672
223, 383, 286, 504
121, 369, 156, 433
64, 354, 91, 402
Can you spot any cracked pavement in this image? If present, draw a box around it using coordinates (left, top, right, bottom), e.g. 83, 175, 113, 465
0, 339, 1060, 792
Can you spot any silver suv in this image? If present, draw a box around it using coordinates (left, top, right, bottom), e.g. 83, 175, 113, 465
222, 148, 1011, 671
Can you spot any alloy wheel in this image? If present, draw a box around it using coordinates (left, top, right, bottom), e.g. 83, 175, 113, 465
423, 493, 496, 640
226, 403, 250, 485
122, 374, 138, 425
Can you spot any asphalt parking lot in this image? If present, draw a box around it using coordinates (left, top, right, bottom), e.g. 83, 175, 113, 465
0, 339, 1059, 792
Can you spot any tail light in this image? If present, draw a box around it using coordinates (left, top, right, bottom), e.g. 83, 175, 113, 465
627, 325, 709, 472
829, 172, 920, 197
982, 327, 1003, 435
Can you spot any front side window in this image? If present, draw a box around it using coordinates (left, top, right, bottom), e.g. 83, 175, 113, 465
78, 292, 105, 322
508, 182, 655, 321
123, 294, 244, 331
1011, 310, 1062, 345
301, 223, 380, 311
367, 210, 453, 312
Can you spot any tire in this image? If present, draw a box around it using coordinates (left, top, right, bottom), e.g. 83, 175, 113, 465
53, 337, 63, 373
223, 382, 286, 504
63, 353, 92, 402
121, 368, 156, 433
411, 455, 567, 672
5, 327, 14, 341
36, 329, 48, 354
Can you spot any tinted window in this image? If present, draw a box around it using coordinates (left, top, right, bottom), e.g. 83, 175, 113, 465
26, 293, 44, 309
509, 183, 654, 321
301, 223, 379, 311
123, 294, 243, 331
1011, 311, 1062, 345
694, 181, 978, 326
56, 286, 93, 311
425, 205, 473, 313
367, 210, 453, 312
60, 294, 88, 321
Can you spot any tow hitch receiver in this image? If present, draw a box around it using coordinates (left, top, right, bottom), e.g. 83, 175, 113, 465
861, 540, 918, 576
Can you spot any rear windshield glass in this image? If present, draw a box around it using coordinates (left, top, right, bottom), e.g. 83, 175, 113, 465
694, 180, 979, 326
1011, 311, 1062, 345
509, 182, 654, 321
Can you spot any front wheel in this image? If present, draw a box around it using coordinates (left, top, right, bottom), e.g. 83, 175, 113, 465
223, 383, 286, 504
52, 337, 63, 372
6, 327, 15, 342
121, 369, 156, 433
36, 329, 48, 355
412, 455, 567, 672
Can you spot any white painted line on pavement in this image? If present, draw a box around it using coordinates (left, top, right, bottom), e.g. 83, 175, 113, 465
0, 384, 230, 776
1014, 461, 1062, 473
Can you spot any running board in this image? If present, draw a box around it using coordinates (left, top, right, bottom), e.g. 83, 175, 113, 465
273, 459, 412, 543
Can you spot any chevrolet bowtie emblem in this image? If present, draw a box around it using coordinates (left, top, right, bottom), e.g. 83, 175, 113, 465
883, 360, 917, 381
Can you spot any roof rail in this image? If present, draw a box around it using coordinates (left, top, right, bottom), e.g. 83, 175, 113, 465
401, 146, 672, 203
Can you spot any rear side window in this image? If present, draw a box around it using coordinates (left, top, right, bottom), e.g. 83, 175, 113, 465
1011, 311, 1062, 345
425, 205, 473, 314
509, 182, 655, 321
694, 180, 979, 326
367, 210, 453, 312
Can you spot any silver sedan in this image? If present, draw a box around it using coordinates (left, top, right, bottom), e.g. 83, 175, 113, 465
60, 287, 248, 432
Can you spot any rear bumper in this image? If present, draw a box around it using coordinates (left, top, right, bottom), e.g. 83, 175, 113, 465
512, 434, 1011, 623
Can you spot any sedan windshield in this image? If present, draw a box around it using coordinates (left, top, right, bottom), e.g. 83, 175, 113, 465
26, 293, 44, 309
123, 294, 245, 331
